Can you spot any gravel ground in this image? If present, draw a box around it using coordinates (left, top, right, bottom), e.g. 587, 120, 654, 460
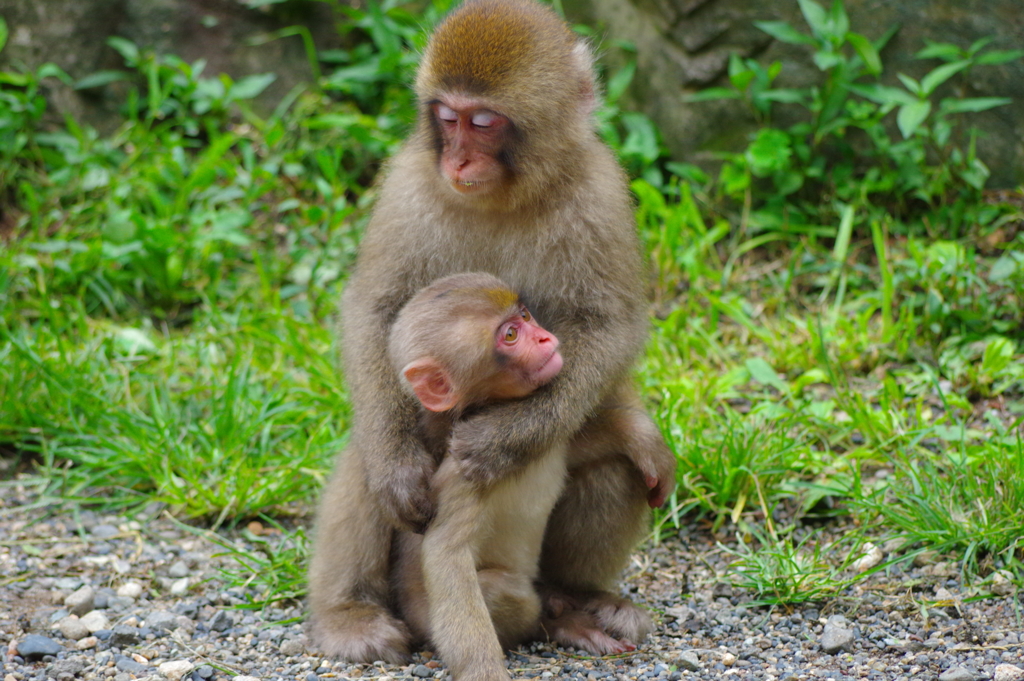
2, 477, 1023, 681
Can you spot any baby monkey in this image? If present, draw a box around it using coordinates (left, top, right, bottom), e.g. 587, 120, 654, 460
389, 273, 672, 681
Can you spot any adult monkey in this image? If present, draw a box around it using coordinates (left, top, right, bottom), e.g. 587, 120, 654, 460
308, 0, 674, 663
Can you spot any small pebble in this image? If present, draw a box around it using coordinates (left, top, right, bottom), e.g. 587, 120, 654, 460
940, 668, 978, 681
118, 582, 144, 599
412, 665, 433, 678
820, 616, 856, 654
81, 610, 111, 632
76, 636, 99, 650
91, 524, 120, 539
168, 561, 190, 579
995, 665, 1024, 681
676, 651, 700, 672
65, 585, 96, 616
110, 624, 142, 647
159, 660, 194, 681
209, 610, 234, 632
16, 634, 64, 660
170, 577, 191, 596
58, 615, 91, 640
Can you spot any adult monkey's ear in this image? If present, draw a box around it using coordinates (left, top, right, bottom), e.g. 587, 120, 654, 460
403, 359, 459, 412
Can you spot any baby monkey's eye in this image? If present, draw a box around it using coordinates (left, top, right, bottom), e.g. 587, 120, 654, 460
505, 326, 519, 342
520, 308, 532, 322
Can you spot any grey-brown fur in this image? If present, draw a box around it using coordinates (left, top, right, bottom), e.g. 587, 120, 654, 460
307, 0, 674, 667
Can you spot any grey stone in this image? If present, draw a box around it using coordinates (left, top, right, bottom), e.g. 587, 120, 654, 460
53, 659, 87, 676
91, 524, 120, 539
64, 585, 96, 616
55, 577, 84, 591
16, 634, 64, 660
208, 609, 234, 632
167, 560, 190, 579
940, 667, 978, 681
676, 651, 701, 671
58, 615, 91, 640
116, 657, 149, 675
109, 624, 141, 647
196, 665, 215, 679
279, 638, 305, 656
412, 665, 433, 678
147, 610, 180, 632
820, 616, 856, 654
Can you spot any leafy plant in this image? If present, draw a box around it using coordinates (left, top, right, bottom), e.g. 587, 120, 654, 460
693, 0, 1023, 237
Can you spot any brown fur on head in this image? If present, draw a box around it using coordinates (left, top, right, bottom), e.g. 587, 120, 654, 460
414, 0, 598, 207
417, 0, 585, 114
388, 272, 521, 409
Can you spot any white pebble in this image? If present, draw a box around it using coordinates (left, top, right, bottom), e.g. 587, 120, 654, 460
117, 582, 144, 599
721, 653, 736, 667
234, 676, 261, 681
995, 664, 1024, 681
159, 661, 194, 681
991, 570, 1016, 597
76, 636, 99, 650
170, 577, 190, 596
852, 542, 884, 572
80, 611, 111, 633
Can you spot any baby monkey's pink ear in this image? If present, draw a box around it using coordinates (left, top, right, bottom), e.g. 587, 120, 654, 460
403, 359, 459, 412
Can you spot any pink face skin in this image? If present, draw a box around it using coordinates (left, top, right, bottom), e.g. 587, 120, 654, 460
432, 96, 511, 195
489, 306, 563, 400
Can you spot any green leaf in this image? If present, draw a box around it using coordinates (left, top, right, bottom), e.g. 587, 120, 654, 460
760, 89, 807, 104
797, 0, 829, 37
106, 37, 140, 65
828, 0, 849, 39
0, 17, 8, 54
746, 128, 792, 177
846, 32, 881, 75
228, 73, 276, 100
754, 21, 815, 46
897, 100, 931, 138
605, 61, 636, 104
620, 111, 660, 163
848, 83, 917, 105
687, 88, 741, 102
975, 49, 1024, 65
896, 73, 923, 96
920, 60, 970, 95
74, 70, 131, 90
728, 54, 755, 91
745, 358, 788, 392
989, 256, 1018, 282
36, 63, 72, 84
941, 97, 1012, 114
916, 41, 961, 61
967, 37, 994, 56
832, 204, 855, 264
813, 51, 843, 71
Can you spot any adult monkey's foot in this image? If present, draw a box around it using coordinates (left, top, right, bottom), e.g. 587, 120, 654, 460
580, 591, 654, 642
541, 607, 636, 656
309, 601, 411, 664
543, 589, 654, 647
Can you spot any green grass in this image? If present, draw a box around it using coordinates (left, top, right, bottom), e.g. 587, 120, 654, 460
2, 0, 1024, 607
